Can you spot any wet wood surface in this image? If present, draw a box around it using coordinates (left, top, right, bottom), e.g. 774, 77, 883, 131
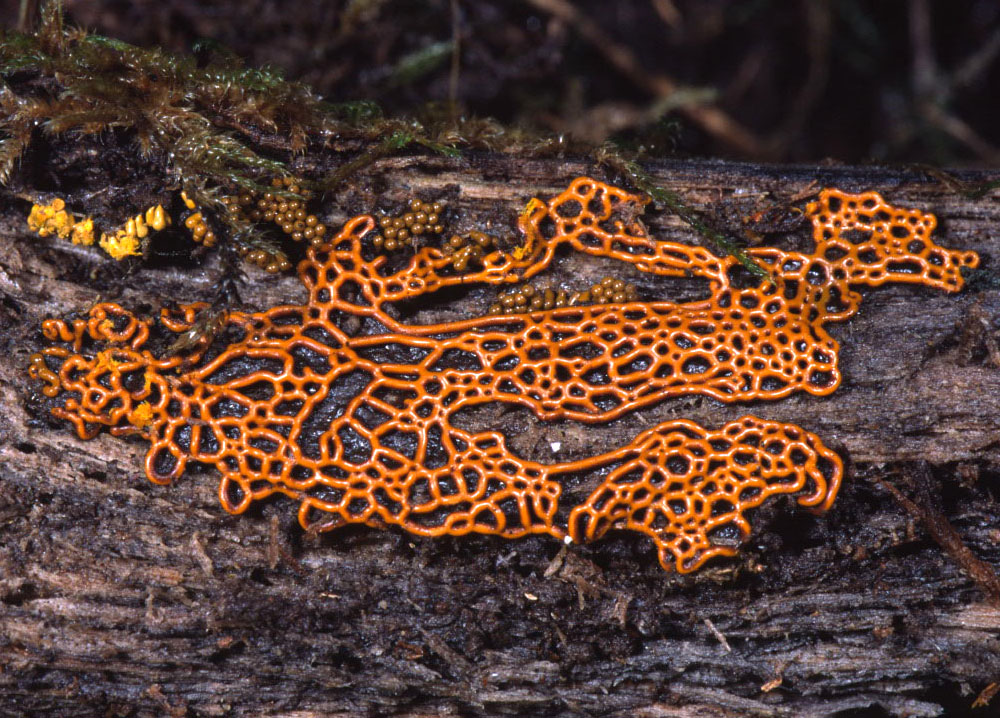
1, 154, 999, 717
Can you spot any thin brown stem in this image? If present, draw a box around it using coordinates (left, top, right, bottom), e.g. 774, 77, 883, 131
449, 0, 461, 126
523, 0, 764, 158
876, 466, 1000, 608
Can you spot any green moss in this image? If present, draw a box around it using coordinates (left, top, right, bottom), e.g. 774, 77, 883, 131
1, 1, 779, 290
596, 147, 772, 282
0, 7, 323, 189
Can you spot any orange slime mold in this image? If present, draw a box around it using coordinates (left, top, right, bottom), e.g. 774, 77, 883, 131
30, 178, 977, 571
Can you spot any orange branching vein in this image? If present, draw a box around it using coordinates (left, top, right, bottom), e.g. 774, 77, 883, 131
29, 179, 977, 571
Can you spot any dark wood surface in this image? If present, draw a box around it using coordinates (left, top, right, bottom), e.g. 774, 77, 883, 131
1, 154, 999, 717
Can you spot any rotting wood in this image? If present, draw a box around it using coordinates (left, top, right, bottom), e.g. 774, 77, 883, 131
1, 153, 999, 718
876, 463, 1000, 607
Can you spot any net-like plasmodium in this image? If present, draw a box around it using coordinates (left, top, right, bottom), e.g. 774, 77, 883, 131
29, 178, 976, 571
566, 416, 840, 572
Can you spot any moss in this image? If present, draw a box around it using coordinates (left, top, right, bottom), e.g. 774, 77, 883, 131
2, 2, 785, 297
595, 147, 772, 282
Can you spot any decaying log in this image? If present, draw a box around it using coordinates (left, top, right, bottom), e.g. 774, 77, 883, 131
1, 154, 999, 717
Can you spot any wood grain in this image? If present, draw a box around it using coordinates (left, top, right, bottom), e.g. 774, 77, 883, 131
1, 154, 999, 717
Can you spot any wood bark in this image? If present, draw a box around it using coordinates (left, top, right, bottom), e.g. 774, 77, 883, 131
1, 154, 999, 717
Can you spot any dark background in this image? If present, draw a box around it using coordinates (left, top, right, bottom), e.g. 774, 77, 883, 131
5, 0, 1000, 165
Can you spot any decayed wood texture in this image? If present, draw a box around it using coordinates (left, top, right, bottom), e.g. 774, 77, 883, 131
1, 154, 999, 717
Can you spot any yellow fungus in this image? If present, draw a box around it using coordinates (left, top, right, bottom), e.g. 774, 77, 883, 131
128, 402, 154, 429
27, 199, 76, 239
29, 199, 102, 247
27, 204, 51, 236
145, 204, 168, 231
70, 217, 96, 246
28, 198, 172, 259
99, 230, 142, 260
93, 348, 122, 373
519, 197, 545, 220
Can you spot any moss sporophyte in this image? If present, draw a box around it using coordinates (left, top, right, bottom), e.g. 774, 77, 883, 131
30, 178, 977, 572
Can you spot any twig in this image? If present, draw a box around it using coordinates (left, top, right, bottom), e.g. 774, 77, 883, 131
267, 515, 280, 570
703, 618, 732, 653
320, 129, 459, 191
598, 152, 771, 282
523, 0, 764, 157
910, 164, 1000, 200
17, 0, 41, 33
921, 104, 1000, 163
760, 662, 787, 693
190, 532, 214, 578
418, 628, 474, 675
767, 0, 831, 155
650, 0, 682, 30
973, 681, 1000, 709
876, 465, 1000, 607
909, 0, 938, 100
909, 0, 1000, 162
449, 0, 461, 126
952, 25, 1000, 90
320, 130, 413, 190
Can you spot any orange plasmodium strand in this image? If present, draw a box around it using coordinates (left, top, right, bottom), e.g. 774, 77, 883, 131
28, 179, 977, 572
565, 416, 842, 573
806, 189, 978, 292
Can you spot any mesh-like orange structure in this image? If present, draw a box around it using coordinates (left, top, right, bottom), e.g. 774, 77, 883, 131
567, 416, 840, 572
29, 178, 977, 571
